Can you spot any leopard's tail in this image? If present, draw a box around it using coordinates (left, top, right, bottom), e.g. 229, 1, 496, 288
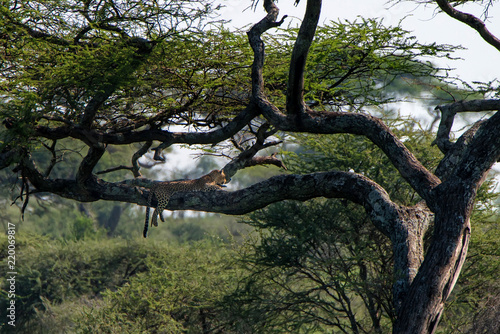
143, 191, 153, 238
143, 206, 150, 238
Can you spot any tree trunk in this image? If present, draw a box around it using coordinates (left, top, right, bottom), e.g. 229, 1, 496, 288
393, 192, 472, 333
391, 204, 431, 316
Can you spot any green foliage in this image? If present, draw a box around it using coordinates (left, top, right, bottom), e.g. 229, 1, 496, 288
228, 201, 394, 333
245, 17, 463, 111
133, 213, 250, 244
75, 240, 238, 334
146, 28, 254, 115
0, 234, 239, 333
0, 0, 219, 152
0, 234, 152, 331
303, 18, 460, 108
70, 215, 106, 241
0, 10, 462, 156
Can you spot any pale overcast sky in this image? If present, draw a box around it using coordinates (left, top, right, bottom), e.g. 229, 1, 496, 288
217, 0, 500, 84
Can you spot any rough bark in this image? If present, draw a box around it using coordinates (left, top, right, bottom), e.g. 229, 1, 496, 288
394, 190, 472, 334
390, 203, 432, 316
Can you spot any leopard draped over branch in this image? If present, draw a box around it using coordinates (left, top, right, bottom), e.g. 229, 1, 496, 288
143, 169, 229, 237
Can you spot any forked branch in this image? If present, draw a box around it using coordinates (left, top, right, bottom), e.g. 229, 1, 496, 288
434, 99, 500, 153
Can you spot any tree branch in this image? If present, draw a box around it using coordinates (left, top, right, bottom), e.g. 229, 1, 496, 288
435, 0, 500, 52
22, 168, 399, 237
35, 105, 260, 147
248, 0, 288, 102
79, 85, 118, 129
434, 99, 500, 153
96, 165, 137, 175
448, 109, 500, 187
76, 144, 106, 186
286, 0, 322, 114
434, 120, 484, 181
241, 153, 287, 170
96, 141, 152, 177
224, 123, 285, 177
0, 147, 21, 170
131, 141, 152, 177
259, 109, 441, 206
5, 14, 72, 46
154, 171, 399, 237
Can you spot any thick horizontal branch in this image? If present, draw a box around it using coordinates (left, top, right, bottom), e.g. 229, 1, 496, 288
436, 99, 500, 114
167, 171, 398, 223
29, 170, 399, 237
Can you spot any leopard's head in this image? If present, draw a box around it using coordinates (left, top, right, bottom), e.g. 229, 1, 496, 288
207, 169, 230, 187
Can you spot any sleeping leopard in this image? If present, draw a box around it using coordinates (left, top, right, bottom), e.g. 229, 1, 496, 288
143, 169, 228, 237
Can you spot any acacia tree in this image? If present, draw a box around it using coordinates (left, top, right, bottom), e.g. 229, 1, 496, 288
1, 0, 499, 333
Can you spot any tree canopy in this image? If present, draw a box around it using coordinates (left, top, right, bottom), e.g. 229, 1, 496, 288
1, 0, 499, 333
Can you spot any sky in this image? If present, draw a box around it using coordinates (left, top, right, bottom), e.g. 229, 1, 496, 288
217, 0, 500, 84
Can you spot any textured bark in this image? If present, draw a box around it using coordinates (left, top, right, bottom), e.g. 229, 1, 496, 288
390, 204, 432, 315
21, 169, 395, 217
394, 191, 472, 334
434, 99, 500, 153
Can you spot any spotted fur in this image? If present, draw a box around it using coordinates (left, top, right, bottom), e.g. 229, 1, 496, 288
143, 169, 228, 237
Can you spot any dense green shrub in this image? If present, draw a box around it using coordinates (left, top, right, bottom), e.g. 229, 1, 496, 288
0, 234, 238, 333
75, 240, 238, 333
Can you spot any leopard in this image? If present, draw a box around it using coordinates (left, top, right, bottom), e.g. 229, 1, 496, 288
143, 169, 228, 238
